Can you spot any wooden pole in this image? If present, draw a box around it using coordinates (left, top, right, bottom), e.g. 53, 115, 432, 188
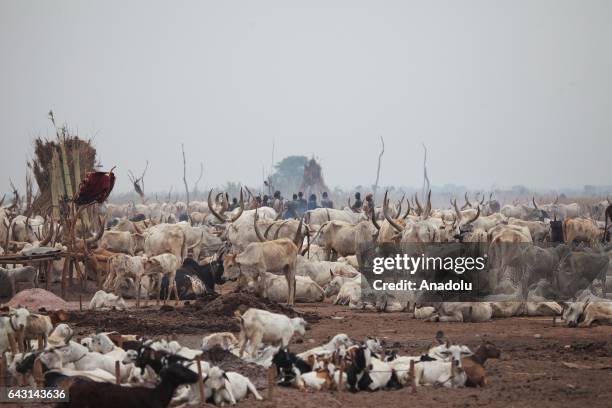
196, 357, 205, 403
51, 150, 61, 220
115, 361, 121, 384
16, 330, 24, 354
337, 360, 345, 392
0, 352, 6, 387
61, 254, 70, 299
7, 332, 17, 355
45, 260, 51, 290
33, 358, 44, 387
409, 360, 416, 393
267, 365, 275, 401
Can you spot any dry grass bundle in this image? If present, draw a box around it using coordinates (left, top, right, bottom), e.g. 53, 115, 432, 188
30, 135, 96, 212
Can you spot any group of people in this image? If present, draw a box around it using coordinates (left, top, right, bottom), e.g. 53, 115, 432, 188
227, 190, 374, 219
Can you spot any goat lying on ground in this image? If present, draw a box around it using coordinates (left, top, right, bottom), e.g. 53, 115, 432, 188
56, 363, 198, 408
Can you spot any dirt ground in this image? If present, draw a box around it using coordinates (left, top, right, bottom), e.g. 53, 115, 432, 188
3, 283, 612, 408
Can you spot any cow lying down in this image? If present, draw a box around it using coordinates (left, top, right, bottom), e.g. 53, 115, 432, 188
561, 299, 612, 327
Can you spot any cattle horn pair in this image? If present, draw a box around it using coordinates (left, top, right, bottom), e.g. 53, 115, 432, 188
382, 191, 403, 233
451, 197, 462, 222
208, 188, 244, 223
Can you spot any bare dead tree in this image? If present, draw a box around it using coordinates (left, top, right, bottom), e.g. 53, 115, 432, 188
181, 144, 190, 209
421, 143, 430, 200
127, 160, 149, 203
192, 162, 204, 198
373, 136, 385, 196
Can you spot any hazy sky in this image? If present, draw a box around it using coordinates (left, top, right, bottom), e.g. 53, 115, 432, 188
1, 0, 611, 195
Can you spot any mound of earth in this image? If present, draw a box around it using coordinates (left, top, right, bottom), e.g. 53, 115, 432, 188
68, 292, 320, 336
188, 292, 321, 323
200, 345, 268, 388
3, 288, 69, 310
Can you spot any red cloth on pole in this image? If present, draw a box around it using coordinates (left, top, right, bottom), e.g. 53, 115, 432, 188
74, 171, 116, 205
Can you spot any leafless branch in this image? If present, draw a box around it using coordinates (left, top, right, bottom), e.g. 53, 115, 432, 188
373, 136, 385, 195
181, 144, 190, 209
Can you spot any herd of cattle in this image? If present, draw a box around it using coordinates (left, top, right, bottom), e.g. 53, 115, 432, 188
0, 190, 612, 405
0, 304, 501, 406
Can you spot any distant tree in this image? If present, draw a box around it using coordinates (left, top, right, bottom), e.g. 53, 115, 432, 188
269, 155, 308, 195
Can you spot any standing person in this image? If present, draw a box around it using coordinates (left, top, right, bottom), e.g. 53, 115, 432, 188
262, 195, 270, 207
351, 192, 363, 212
284, 194, 299, 219
249, 195, 262, 210
364, 193, 375, 215
272, 191, 284, 215
321, 192, 334, 209
307, 193, 318, 210
297, 192, 307, 217
228, 197, 239, 211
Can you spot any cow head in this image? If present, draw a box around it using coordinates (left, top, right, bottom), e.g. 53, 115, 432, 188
560, 301, 588, 327
222, 254, 241, 281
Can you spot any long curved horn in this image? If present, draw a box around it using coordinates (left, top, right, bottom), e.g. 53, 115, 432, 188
451, 198, 462, 222
273, 220, 290, 240
347, 197, 352, 209
554, 195, 559, 204
465, 206, 480, 225
532, 196, 539, 210
229, 189, 244, 222
462, 192, 471, 210
207, 189, 226, 222
39, 217, 55, 246
263, 222, 275, 239
423, 190, 432, 219
300, 225, 311, 255
371, 206, 380, 231
402, 200, 411, 219
214, 192, 224, 204
414, 193, 423, 216
395, 194, 404, 219
489, 192, 494, 201
326, 208, 331, 222
478, 194, 485, 206
293, 215, 304, 248
0, 194, 4, 207
383, 191, 403, 233
253, 209, 267, 242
